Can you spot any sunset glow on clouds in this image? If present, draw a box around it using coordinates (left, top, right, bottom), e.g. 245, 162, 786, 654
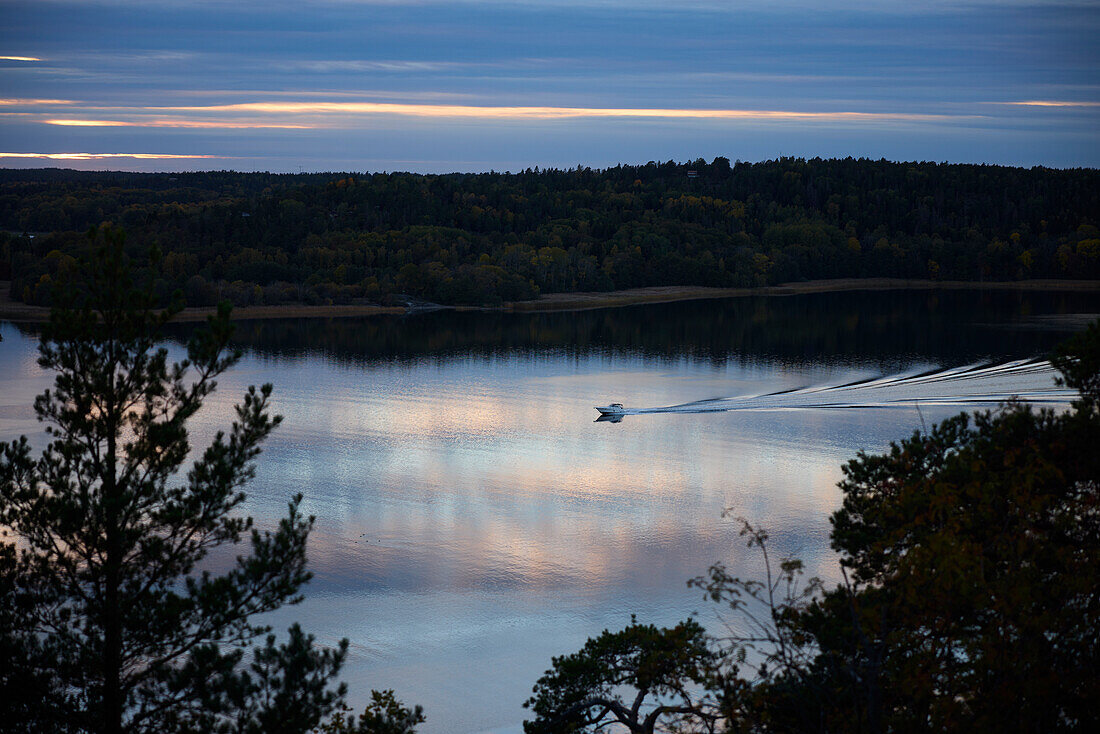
1, 0, 1097, 171
43, 118, 314, 129
0, 152, 225, 160
154, 101, 971, 123
4, 95, 990, 137
1003, 101, 1100, 108
1, 98, 75, 106
29, 101, 976, 131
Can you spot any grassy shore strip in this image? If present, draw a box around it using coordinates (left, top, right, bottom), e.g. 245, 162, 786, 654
505, 278, 1100, 312
3, 278, 1098, 323
170, 304, 406, 322
0, 282, 405, 323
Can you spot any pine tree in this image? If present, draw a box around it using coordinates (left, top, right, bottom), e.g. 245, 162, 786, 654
0, 229, 349, 732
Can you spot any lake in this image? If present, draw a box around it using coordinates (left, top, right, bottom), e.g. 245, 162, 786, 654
1, 288, 1096, 733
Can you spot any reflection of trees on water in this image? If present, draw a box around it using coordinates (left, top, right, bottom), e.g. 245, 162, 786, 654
226, 290, 1098, 368
14, 290, 1095, 368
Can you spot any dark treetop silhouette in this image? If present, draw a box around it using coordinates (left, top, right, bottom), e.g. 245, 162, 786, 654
0, 228, 420, 733
526, 321, 1100, 733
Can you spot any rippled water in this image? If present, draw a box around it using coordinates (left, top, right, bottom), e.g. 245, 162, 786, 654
1, 289, 1096, 733
604, 358, 1075, 417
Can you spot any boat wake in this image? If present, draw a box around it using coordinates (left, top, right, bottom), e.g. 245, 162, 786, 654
602, 359, 1076, 419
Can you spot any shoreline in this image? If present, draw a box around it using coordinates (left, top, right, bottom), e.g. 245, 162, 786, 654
2, 278, 1098, 323
504, 278, 1100, 312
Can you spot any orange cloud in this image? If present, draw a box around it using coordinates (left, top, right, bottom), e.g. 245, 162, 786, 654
162, 100, 962, 122
0, 98, 74, 106
0, 152, 224, 160
1, 97, 973, 129
1003, 101, 1100, 107
43, 118, 313, 129
0, 56, 41, 62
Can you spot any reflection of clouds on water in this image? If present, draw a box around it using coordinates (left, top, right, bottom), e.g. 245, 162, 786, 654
0, 327, 52, 438
252, 362, 914, 600
190, 346, 1070, 709
215, 349, 1066, 733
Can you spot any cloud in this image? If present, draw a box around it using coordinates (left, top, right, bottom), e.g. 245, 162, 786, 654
171, 89, 478, 102
4, 0, 1095, 170
280, 60, 467, 73
0, 56, 42, 62
22, 0, 1093, 9
5, 96, 980, 129
43, 118, 314, 129
159, 100, 971, 123
0, 152, 226, 160
1001, 100, 1100, 107
0, 98, 75, 106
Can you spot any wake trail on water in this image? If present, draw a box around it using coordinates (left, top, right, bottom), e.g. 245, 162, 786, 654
622, 359, 1077, 416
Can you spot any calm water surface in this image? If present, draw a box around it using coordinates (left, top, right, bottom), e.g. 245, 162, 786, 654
1, 290, 1096, 733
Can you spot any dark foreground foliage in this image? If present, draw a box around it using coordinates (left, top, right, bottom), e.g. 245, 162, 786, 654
527, 322, 1100, 732
524, 617, 721, 734
0, 228, 420, 733
317, 691, 425, 734
3, 158, 1098, 307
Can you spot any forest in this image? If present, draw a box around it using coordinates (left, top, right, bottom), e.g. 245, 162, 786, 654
1, 157, 1098, 307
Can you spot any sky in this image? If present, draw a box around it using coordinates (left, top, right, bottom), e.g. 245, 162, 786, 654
1, 0, 1098, 172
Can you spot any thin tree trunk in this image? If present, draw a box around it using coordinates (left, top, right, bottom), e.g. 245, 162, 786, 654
102, 420, 123, 734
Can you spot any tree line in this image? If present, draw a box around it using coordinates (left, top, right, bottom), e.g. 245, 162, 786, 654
2, 157, 1098, 307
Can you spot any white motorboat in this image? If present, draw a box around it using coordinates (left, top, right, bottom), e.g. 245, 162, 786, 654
595, 402, 626, 416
